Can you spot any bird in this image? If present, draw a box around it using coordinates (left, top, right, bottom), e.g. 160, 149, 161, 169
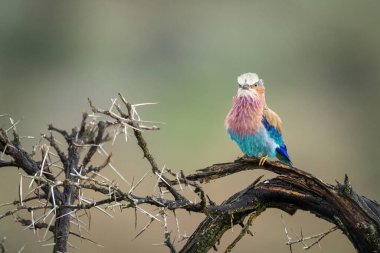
225, 73, 292, 166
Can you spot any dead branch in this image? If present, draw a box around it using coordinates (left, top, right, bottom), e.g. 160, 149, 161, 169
178, 158, 380, 253
1, 94, 379, 253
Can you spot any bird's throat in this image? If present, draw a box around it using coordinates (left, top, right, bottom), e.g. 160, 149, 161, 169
226, 96, 264, 136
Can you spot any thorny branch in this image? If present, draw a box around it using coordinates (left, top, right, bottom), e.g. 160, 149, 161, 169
1, 93, 380, 253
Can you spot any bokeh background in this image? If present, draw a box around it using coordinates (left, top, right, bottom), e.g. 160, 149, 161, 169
1, 1, 380, 252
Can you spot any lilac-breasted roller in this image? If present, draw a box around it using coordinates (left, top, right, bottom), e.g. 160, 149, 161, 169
225, 73, 292, 166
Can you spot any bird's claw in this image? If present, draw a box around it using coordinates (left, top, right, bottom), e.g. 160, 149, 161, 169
259, 155, 268, 166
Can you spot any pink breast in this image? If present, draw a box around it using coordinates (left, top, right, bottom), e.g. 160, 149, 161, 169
225, 96, 264, 136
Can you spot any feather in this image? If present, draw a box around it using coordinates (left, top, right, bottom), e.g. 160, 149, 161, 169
225, 96, 264, 136
262, 108, 292, 165
263, 107, 282, 133
262, 113, 284, 147
227, 128, 277, 158
275, 146, 293, 166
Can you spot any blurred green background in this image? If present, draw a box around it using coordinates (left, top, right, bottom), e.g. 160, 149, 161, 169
1, 1, 380, 252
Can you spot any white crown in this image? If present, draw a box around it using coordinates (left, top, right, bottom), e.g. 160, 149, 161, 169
237, 73, 260, 85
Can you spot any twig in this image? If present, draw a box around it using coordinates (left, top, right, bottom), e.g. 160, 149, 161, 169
285, 226, 338, 249
224, 211, 258, 253
162, 208, 177, 253
133, 217, 156, 240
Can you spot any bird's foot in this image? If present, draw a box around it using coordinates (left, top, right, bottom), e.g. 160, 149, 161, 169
258, 155, 268, 166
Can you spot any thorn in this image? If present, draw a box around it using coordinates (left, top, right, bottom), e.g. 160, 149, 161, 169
342, 174, 352, 196
19, 175, 23, 207
133, 217, 155, 240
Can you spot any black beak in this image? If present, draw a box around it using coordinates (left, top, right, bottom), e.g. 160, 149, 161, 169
239, 84, 249, 90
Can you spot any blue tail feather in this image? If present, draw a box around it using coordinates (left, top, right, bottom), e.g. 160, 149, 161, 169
276, 145, 292, 166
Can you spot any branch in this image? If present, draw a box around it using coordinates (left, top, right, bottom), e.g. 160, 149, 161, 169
179, 158, 380, 253
285, 225, 338, 249
3, 95, 380, 253
0, 160, 18, 167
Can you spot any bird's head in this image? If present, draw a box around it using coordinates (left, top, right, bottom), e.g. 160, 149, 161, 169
236, 73, 265, 98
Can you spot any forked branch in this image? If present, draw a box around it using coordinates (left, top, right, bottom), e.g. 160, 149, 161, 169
1, 94, 380, 253
178, 158, 380, 253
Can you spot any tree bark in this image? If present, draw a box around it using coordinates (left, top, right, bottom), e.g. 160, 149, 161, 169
178, 158, 380, 253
